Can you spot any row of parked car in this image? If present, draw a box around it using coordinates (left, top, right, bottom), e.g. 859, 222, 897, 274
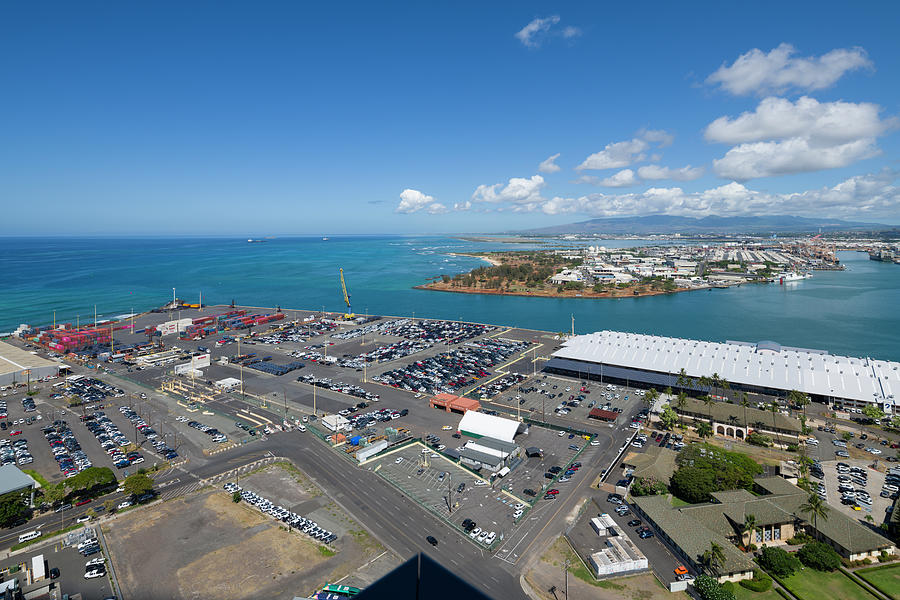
372, 339, 527, 395
120, 407, 178, 458
179, 416, 227, 444
296, 374, 381, 402
225, 483, 338, 544
1, 438, 32, 467
44, 420, 92, 476
82, 411, 142, 469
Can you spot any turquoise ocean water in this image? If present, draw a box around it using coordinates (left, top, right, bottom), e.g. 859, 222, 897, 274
1, 236, 898, 361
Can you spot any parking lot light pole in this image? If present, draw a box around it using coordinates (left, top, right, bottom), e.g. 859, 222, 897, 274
446, 473, 452, 514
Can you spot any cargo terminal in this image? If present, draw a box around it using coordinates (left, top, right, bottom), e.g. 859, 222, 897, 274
545, 330, 900, 413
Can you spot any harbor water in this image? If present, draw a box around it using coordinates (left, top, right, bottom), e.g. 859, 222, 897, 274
1, 236, 898, 361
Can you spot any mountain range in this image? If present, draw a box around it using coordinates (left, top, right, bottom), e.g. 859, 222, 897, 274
518, 215, 897, 235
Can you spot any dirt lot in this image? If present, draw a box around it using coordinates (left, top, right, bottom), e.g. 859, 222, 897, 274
104, 463, 396, 599
525, 536, 690, 600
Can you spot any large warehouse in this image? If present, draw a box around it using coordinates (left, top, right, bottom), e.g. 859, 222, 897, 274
545, 331, 899, 412
0, 340, 59, 387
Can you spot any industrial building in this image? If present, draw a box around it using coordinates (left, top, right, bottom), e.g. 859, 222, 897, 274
546, 331, 899, 412
456, 411, 524, 473
429, 393, 481, 414
0, 340, 59, 386
0, 464, 40, 506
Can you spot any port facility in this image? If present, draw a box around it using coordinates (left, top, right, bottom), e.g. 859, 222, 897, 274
546, 330, 900, 413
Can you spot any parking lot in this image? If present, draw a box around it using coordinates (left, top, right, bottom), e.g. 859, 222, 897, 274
0, 526, 115, 600
817, 458, 895, 525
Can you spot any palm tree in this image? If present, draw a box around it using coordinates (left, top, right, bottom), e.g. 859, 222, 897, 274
675, 392, 688, 428
800, 492, 830, 539
696, 421, 713, 439
676, 368, 688, 391
743, 514, 758, 548
727, 415, 740, 427
699, 375, 712, 397
740, 393, 750, 431
770, 402, 781, 448
711, 373, 722, 399
704, 394, 716, 426
722, 380, 731, 402
703, 541, 727, 575
645, 388, 659, 413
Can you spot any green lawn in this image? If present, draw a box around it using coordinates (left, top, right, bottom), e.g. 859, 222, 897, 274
733, 583, 783, 600
670, 495, 690, 507
858, 563, 900, 600
779, 568, 878, 600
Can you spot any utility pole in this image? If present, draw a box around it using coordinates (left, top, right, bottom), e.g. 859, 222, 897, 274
446, 473, 453, 514
564, 558, 570, 598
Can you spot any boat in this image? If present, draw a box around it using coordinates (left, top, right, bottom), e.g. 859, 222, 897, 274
771, 271, 812, 283
247, 239, 266, 243
322, 236, 329, 241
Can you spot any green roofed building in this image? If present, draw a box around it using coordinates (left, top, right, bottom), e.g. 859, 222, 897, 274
632, 476, 896, 583
672, 397, 802, 443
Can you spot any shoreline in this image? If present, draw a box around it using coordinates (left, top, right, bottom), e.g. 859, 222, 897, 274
446, 252, 503, 266
413, 282, 707, 299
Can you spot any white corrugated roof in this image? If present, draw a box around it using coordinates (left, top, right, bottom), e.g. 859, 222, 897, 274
553, 331, 900, 405
458, 411, 520, 443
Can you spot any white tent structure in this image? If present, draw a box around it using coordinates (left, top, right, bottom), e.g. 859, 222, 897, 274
458, 411, 523, 443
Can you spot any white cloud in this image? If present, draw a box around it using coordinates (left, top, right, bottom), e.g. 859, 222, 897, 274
637, 164, 705, 181
472, 175, 545, 204
530, 170, 900, 221
562, 26, 581, 39
395, 188, 448, 215
705, 96, 892, 145
706, 96, 896, 180
706, 43, 873, 96
538, 153, 561, 173
515, 16, 560, 47
598, 169, 639, 187
453, 201, 472, 211
712, 138, 880, 180
639, 128, 674, 148
576, 139, 648, 171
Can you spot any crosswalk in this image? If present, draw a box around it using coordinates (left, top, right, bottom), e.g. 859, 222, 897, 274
159, 480, 204, 501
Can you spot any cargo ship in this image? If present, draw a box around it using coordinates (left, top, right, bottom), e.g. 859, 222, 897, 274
771, 271, 812, 283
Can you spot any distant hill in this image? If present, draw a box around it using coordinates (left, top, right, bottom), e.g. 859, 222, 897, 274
519, 215, 896, 235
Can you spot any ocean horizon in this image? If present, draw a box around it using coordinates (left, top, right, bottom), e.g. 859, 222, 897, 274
3, 235, 899, 362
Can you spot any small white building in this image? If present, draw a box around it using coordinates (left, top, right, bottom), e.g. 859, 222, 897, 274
214, 377, 241, 390
549, 269, 583, 284
322, 414, 350, 432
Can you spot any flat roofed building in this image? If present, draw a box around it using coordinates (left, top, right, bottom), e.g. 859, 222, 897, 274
429, 393, 481, 414
0, 341, 59, 386
547, 331, 899, 412
457, 411, 523, 444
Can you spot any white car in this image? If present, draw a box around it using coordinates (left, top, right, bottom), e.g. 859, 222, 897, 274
477, 531, 489, 542
514, 503, 524, 510
394, 457, 403, 464
484, 531, 496, 544
84, 568, 106, 579
869, 448, 883, 455
86, 557, 106, 567
590, 440, 601, 446
76, 515, 91, 523
513, 510, 523, 519
469, 527, 482, 538
474, 480, 488, 486
117, 500, 132, 510
441, 425, 452, 431
558, 431, 566, 437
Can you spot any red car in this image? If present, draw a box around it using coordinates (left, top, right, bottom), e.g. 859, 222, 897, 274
75, 498, 92, 506
9, 430, 22, 436
547, 489, 560, 495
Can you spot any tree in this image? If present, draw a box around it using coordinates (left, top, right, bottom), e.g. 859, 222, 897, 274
232, 490, 242, 503
122, 473, 154, 497
863, 405, 886, 422
704, 541, 726, 575
103, 499, 115, 513
769, 402, 781, 447
676, 368, 689, 392
703, 395, 716, 425
758, 546, 801, 577
659, 405, 678, 431
696, 421, 713, 439
797, 541, 841, 571
645, 388, 659, 412
0, 490, 31, 528
743, 514, 758, 547
788, 390, 810, 418
675, 392, 688, 428
740, 393, 750, 431
694, 574, 735, 600
800, 493, 830, 538
670, 466, 718, 504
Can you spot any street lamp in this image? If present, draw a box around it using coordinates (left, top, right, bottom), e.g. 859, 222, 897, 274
446, 472, 453, 514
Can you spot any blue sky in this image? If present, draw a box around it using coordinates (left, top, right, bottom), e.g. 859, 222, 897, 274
1, 1, 899, 234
